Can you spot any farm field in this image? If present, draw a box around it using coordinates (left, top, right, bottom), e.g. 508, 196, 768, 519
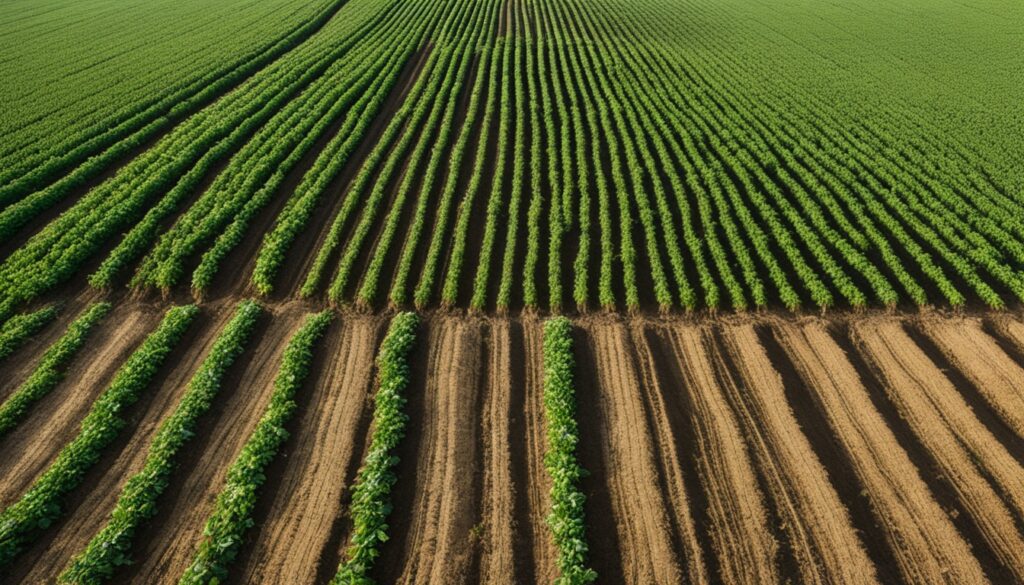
2, 302, 1024, 583
1, 0, 1023, 583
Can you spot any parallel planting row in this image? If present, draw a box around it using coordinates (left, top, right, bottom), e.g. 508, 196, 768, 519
1, 0, 1022, 320
0, 301, 607, 584
4, 302, 1024, 583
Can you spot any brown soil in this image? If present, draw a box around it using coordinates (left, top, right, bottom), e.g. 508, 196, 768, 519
5, 303, 1024, 584
518, 316, 559, 583
0, 295, 95, 403
644, 323, 770, 584
770, 320, 988, 583
374, 317, 484, 584
923, 316, 1024, 441
717, 323, 879, 585
477, 318, 541, 583
0, 303, 159, 506
117, 308, 302, 584
852, 318, 1024, 581
232, 315, 381, 584
572, 320, 690, 583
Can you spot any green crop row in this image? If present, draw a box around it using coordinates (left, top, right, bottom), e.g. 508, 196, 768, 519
329, 311, 419, 584
541, 317, 596, 585
0, 303, 110, 439
429, 37, 503, 309
0, 304, 198, 567
0, 0, 345, 209
250, 33, 423, 296
329, 45, 470, 303
0, 0, 394, 322
0, 305, 58, 362
136, 11, 409, 293
57, 300, 261, 584
178, 309, 331, 585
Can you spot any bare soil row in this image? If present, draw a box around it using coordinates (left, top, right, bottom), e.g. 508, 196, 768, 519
2, 303, 1024, 584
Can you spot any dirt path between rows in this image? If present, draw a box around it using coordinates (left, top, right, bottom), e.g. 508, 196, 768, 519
923, 317, 1024, 442
8, 304, 233, 583
770, 321, 987, 583
118, 309, 303, 584
853, 318, 1024, 582
573, 321, 689, 583
233, 315, 380, 584
648, 323, 775, 584
0, 303, 159, 505
376, 317, 484, 584
6, 304, 1024, 583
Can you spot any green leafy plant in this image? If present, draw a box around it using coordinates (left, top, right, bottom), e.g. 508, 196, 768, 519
330, 311, 419, 584
0, 304, 198, 567
541, 317, 596, 585
0, 302, 110, 439
58, 300, 261, 584
178, 309, 332, 585
0, 305, 59, 361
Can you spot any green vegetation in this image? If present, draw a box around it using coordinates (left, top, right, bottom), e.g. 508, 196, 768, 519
0, 303, 110, 439
0, 0, 346, 213
58, 300, 261, 584
0, 305, 58, 361
0, 305, 198, 567
541, 317, 596, 585
330, 312, 419, 584
178, 310, 332, 585
0, 0, 1021, 315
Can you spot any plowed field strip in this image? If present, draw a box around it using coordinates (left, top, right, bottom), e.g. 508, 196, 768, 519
0, 297, 93, 402
853, 319, 1024, 581
376, 318, 484, 584
652, 323, 778, 584
922, 317, 1024, 443
0, 303, 157, 505
573, 321, 686, 584
232, 316, 380, 584
478, 319, 541, 584
766, 321, 988, 584
716, 323, 878, 584
990, 317, 1024, 356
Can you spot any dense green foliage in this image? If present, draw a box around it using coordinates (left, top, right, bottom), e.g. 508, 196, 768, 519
0, 0, 346, 226
58, 300, 261, 584
178, 310, 332, 585
0, 303, 110, 439
1, 0, 1021, 314
330, 312, 419, 584
0, 305, 59, 361
0, 305, 197, 567
541, 317, 596, 585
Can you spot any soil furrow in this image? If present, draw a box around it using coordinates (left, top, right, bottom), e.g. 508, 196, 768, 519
572, 320, 685, 584
922, 316, 1024, 442
377, 317, 484, 584
7, 305, 232, 583
115, 309, 302, 584
521, 316, 560, 583
853, 318, 1024, 581
767, 320, 988, 584
232, 316, 380, 584
653, 323, 778, 584
717, 323, 879, 585
478, 319, 533, 583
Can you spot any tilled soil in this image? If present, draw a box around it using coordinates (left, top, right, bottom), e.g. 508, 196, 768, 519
3, 305, 1024, 584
